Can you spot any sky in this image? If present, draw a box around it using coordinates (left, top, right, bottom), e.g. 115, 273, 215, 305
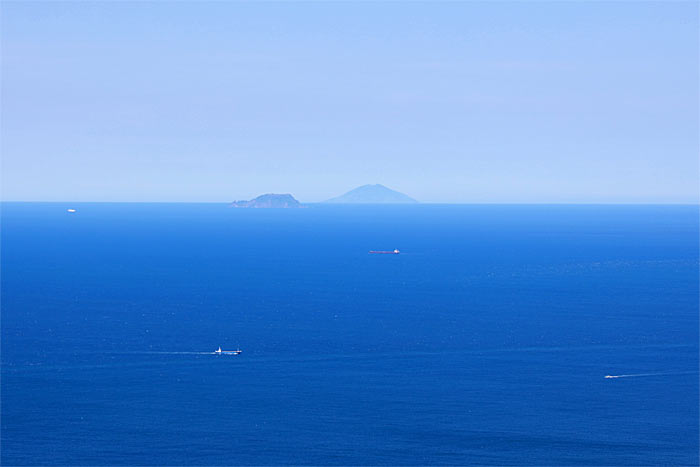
1, 1, 698, 203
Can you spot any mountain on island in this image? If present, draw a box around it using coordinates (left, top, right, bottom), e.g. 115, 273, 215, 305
325, 184, 418, 204
230, 193, 302, 208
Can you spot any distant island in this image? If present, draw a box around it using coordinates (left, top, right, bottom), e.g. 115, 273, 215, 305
325, 184, 418, 204
230, 193, 302, 208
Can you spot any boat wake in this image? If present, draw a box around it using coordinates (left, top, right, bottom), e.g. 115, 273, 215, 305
604, 371, 697, 379
131, 347, 242, 356
135, 351, 219, 355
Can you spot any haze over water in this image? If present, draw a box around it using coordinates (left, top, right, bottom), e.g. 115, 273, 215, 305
2, 203, 698, 465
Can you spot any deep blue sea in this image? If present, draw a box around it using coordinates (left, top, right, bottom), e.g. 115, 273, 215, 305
2, 203, 698, 465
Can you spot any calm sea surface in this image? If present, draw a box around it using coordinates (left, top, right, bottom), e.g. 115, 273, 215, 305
2, 203, 698, 465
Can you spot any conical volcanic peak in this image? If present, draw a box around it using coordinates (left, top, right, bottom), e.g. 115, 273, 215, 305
325, 184, 418, 204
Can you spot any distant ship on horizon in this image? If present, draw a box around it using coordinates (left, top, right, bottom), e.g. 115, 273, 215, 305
214, 346, 242, 355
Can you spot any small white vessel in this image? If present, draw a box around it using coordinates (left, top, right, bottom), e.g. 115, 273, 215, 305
214, 346, 242, 355
67, 209, 76, 213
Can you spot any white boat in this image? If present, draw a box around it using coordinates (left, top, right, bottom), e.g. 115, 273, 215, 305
214, 346, 242, 355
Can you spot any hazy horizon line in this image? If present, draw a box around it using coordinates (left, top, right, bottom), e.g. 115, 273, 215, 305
2, 201, 699, 206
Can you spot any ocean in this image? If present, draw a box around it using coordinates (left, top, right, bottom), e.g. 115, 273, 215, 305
1, 203, 698, 465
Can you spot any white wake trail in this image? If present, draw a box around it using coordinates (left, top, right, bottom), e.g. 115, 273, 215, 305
124, 351, 217, 355
604, 371, 697, 379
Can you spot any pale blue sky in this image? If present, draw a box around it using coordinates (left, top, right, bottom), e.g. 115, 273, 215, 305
1, 1, 698, 203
